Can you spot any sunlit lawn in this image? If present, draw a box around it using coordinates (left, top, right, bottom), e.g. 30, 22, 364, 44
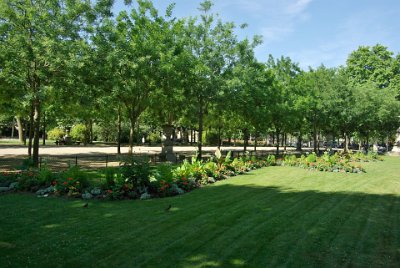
1, 157, 400, 267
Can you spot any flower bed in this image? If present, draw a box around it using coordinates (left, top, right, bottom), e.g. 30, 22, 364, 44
282, 152, 368, 173
1, 150, 376, 201
0, 151, 277, 201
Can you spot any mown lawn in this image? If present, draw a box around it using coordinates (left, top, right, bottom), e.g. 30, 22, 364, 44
1, 157, 400, 267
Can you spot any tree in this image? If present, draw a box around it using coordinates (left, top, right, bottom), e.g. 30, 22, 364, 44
347, 44, 399, 89
346, 44, 400, 150
266, 55, 302, 154
147, 14, 190, 161
184, 0, 241, 159
0, 0, 103, 166
101, 0, 175, 154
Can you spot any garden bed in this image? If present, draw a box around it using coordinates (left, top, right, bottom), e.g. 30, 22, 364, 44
0, 151, 380, 201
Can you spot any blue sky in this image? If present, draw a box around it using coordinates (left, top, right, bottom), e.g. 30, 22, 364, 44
114, 0, 400, 69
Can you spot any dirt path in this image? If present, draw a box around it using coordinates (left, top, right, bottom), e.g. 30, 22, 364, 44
0, 145, 286, 157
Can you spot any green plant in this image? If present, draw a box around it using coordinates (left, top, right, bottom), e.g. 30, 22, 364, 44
54, 166, 90, 196
102, 167, 121, 189
120, 157, 151, 194
224, 151, 232, 164
19, 158, 35, 170
148, 132, 161, 144
306, 153, 317, 163
153, 163, 174, 181
17, 170, 40, 191
0, 171, 18, 186
70, 123, 86, 142
265, 155, 276, 166
37, 165, 55, 186
47, 127, 65, 140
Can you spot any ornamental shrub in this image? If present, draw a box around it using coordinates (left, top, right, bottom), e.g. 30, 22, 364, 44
265, 155, 276, 166
47, 127, 65, 140
70, 123, 86, 142
306, 153, 317, 163
120, 157, 151, 194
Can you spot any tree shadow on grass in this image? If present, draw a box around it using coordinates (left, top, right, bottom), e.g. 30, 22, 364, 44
0, 183, 399, 267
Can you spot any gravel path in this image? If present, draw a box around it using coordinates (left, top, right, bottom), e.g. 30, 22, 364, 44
0, 145, 286, 157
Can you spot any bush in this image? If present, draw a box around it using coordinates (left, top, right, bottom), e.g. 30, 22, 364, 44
148, 132, 161, 144
204, 131, 220, 145
37, 165, 56, 186
70, 124, 86, 142
0, 171, 18, 187
17, 170, 40, 191
281, 152, 366, 173
47, 127, 65, 140
120, 157, 151, 194
265, 155, 276, 166
102, 167, 122, 189
54, 166, 90, 196
306, 153, 317, 163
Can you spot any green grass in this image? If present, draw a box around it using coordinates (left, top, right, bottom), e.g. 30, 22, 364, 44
1, 157, 400, 267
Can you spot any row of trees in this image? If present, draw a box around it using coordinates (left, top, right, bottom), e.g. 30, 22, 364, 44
1, 0, 399, 167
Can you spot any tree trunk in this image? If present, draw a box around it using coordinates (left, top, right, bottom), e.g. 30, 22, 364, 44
182, 127, 188, 144
276, 130, 280, 155
254, 131, 258, 152
128, 117, 135, 154
23, 119, 27, 146
28, 103, 34, 157
386, 134, 389, 152
313, 115, 318, 154
16, 116, 24, 143
173, 127, 177, 144
117, 106, 122, 155
42, 111, 46, 145
89, 119, 93, 143
84, 120, 90, 146
243, 128, 249, 152
32, 97, 41, 167
136, 120, 140, 146
284, 133, 287, 151
344, 132, 349, 153
296, 133, 302, 151
197, 98, 204, 160
11, 117, 15, 138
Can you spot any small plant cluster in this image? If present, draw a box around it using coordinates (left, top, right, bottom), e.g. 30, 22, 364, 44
349, 151, 383, 162
282, 152, 366, 173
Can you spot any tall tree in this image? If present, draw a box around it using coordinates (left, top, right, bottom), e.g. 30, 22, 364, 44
184, 0, 240, 159
0, 0, 100, 166
102, 0, 173, 153
266, 55, 302, 154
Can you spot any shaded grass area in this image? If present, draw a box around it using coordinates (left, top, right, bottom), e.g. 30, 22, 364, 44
1, 157, 400, 267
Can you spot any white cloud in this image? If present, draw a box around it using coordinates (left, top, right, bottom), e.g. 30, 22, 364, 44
255, 0, 313, 44
261, 26, 293, 42
286, 0, 313, 15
